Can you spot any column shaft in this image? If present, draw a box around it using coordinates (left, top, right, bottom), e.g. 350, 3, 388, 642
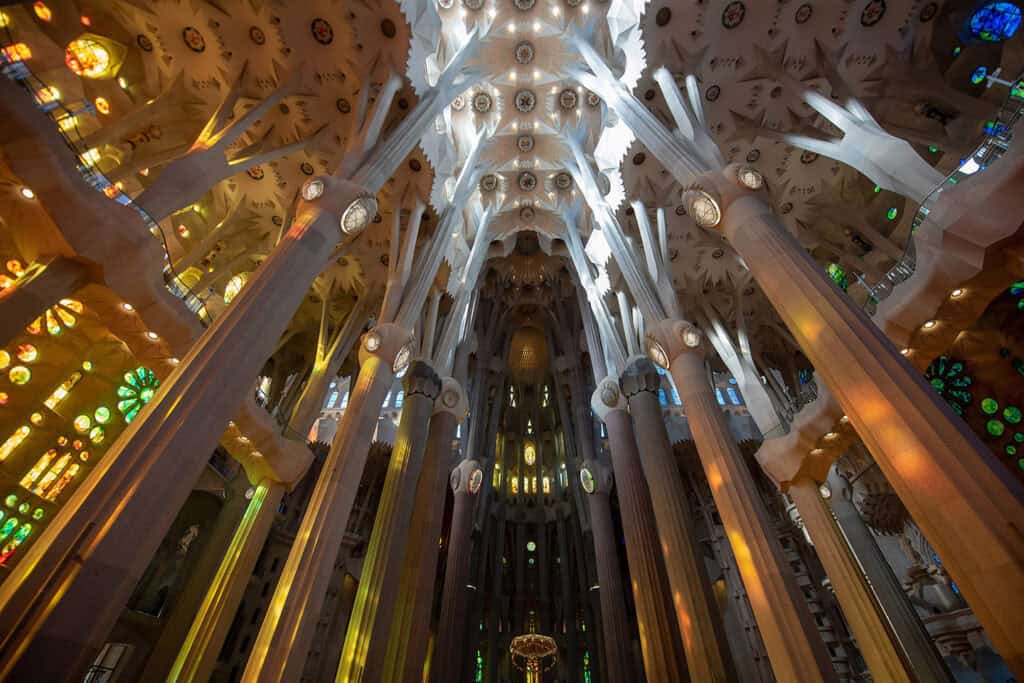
585, 491, 634, 683
723, 196, 1024, 675
0, 256, 90, 348
432, 467, 479, 683
336, 362, 440, 682
602, 406, 689, 681
384, 409, 458, 683
669, 352, 837, 683
789, 476, 914, 683
827, 469, 953, 682
621, 361, 736, 683
167, 479, 285, 682
0, 209, 340, 683
243, 348, 396, 681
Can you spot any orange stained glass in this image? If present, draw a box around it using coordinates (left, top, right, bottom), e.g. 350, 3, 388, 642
65, 38, 111, 78
46, 463, 79, 501
1, 44, 31, 63
32, 1, 52, 22
19, 449, 55, 488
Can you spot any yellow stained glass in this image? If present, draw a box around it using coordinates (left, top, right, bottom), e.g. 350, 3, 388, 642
65, 39, 110, 78
0, 351, 9, 370
43, 371, 83, 409
20, 449, 55, 488
46, 464, 79, 501
34, 453, 70, 496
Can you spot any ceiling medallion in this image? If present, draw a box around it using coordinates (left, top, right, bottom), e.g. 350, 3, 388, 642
722, 1, 745, 29
520, 206, 536, 220
861, 0, 886, 26
514, 40, 535, 64
311, 18, 334, 44
452, 95, 466, 111
514, 89, 537, 113
737, 167, 764, 190
514, 0, 536, 10
336, 97, 351, 113
472, 92, 492, 113
559, 88, 579, 110
518, 172, 538, 192
516, 135, 535, 152
462, 0, 483, 10
182, 26, 206, 53
586, 91, 601, 107
795, 4, 813, 24
249, 26, 266, 45
438, 0, 454, 7
480, 174, 498, 192
555, 172, 572, 190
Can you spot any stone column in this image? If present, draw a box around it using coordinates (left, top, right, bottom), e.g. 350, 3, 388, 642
620, 357, 736, 683
431, 458, 485, 683
591, 379, 689, 682
578, 460, 634, 683
788, 476, 914, 682
486, 505, 507, 683
0, 177, 372, 682
0, 256, 90, 348
336, 361, 442, 682
165, 479, 285, 682
382, 378, 466, 683
826, 469, 953, 682
699, 166, 1024, 674
645, 322, 837, 683
243, 322, 413, 682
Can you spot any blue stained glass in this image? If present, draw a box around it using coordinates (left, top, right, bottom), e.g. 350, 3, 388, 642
727, 387, 742, 405
969, 2, 1022, 42
658, 388, 668, 405
715, 388, 726, 405
972, 66, 989, 85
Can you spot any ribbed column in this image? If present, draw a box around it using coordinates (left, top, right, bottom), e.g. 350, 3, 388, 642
789, 475, 914, 682
620, 357, 736, 683
243, 322, 412, 682
646, 323, 837, 683
712, 174, 1024, 675
167, 479, 285, 682
0, 256, 90, 348
826, 469, 953, 682
336, 361, 441, 682
383, 378, 465, 683
0, 181, 369, 682
579, 459, 634, 683
431, 458, 484, 683
591, 379, 689, 682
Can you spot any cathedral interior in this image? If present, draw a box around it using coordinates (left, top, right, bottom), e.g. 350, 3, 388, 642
0, 0, 1022, 681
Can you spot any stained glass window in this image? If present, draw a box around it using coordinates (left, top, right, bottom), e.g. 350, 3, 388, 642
224, 273, 248, 304
116, 366, 159, 422
968, 2, 1022, 42
827, 263, 848, 291
26, 299, 83, 336
924, 356, 973, 415
0, 426, 30, 461
65, 38, 111, 77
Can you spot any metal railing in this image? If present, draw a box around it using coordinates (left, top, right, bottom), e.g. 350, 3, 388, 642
0, 24, 211, 325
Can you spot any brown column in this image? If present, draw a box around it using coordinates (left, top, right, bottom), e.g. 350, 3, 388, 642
0, 179, 371, 682
645, 323, 837, 683
0, 256, 90, 348
431, 458, 484, 683
827, 469, 953, 682
788, 476, 914, 683
242, 322, 412, 682
336, 361, 442, 682
383, 378, 465, 683
166, 479, 285, 682
591, 378, 690, 682
579, 460, 634, 683
620, 358, 737, 683
709, 172, 1024, 675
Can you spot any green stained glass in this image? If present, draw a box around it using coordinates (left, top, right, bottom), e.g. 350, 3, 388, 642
1007, 445, 1018, 456
827, 263, 849, 291
89, 426, 105, 444
873, 185, 882, 193
1005, 406, 1022, 424
31, 508, 43, 520
93, 406, 110, 424
0, 518, 16, 539
17, 503, 28, 515
4, 494, 16, 508
1018, 458, 1024, 471
982, 398, 999, 414
988, 419, 1005, 436
887, 207, 898, 220
925, 356, 973, 415
116, 366, 159, 423
1014, 432, 1024, 443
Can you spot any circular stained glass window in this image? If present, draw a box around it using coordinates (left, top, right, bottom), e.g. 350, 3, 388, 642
0, 351, 8, 370
982, 397, 999, 414
89, 426, 105, 444
9, 366, 30, 385
969, 2, 1022, 42
1005, 406, 1022, 424
526, 541, 536, 552
988, 419, 1005, 436
15, 344, 37, 363
73, 415, 91, 433
94, 406, 111, 424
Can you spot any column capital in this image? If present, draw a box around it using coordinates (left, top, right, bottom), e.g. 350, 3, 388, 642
358, 322, 414, 371
450, 458, 483, 496
433, 376, 468, 420
678, 163, 769, 235
403, 360, 441, 400
578, 459, 614, 496
297, 175, 377, 242
645, 318, 705, 370
619, 357, 662, 399
590, 376, 627, 421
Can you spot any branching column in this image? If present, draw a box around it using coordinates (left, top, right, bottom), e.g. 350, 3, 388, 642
0, 256, 90, 348
337, 361, 441, 681
788, 476, 914, 682
242, 322, 412, 682
0, 178, 370, 682
705, 169, 1024, 675
383, 378, 466, 683
620, 357, 736, 683
431, 458, 485, 683
591, 379, 689, 682
167, 479, 285, 682
646, 320, 836, 683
